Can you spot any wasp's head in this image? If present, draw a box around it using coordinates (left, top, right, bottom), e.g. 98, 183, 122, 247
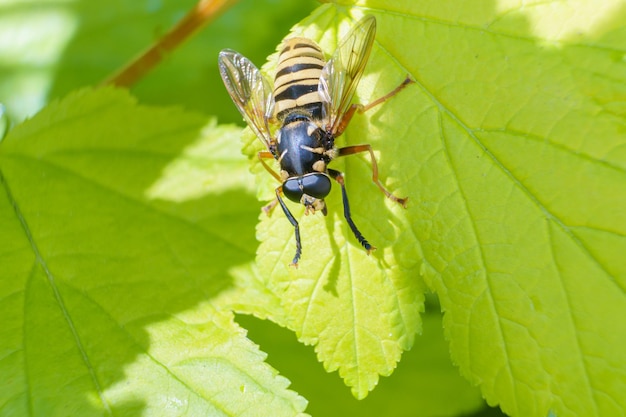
283, 173, 331, 215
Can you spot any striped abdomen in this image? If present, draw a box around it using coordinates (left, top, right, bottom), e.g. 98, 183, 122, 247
273, 37, 325, 121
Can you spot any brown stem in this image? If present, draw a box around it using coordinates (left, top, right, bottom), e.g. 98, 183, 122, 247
101, 0, 239, 88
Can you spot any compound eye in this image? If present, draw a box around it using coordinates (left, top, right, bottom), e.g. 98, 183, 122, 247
301, 174, 331, 199
282, 178, 303, 203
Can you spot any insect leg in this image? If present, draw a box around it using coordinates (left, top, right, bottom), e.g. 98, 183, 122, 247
360, 76, 414, 113
258, 151, 281, 182
334, 76, 414, 136
327, 169, 374, 253
337, 144, 408, 207
275, 186, 302, 267
258, 151, 282, 214
262, 198, 279, 216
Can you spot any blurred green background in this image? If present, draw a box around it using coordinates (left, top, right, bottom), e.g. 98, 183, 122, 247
0, 0, 316, 124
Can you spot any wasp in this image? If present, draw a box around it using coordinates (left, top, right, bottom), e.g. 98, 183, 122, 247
218, 15, 411, 266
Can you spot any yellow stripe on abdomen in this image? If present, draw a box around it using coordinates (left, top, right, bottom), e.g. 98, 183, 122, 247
274, 38, 325, 121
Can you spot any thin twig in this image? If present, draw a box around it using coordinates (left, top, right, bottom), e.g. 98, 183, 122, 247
101, 0, 239, 88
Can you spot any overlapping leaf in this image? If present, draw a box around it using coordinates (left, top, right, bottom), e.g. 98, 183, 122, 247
241, 1, 626, 414
0, 88, 307, 416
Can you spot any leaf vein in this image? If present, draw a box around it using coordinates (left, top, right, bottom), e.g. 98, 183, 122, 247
1, 165, 112, 415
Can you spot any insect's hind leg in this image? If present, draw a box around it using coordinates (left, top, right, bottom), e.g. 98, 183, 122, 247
328, 169, 374, 253
337, 144, 408, 208
275, 186, 302, 267
360, 76, 414, 113
334, 76, 414, 136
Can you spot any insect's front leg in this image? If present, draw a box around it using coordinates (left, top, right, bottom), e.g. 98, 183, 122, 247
327, 169, 374, 253
275, 186, 302, 267
337, 145, 408, 207
334, 76, 414, 136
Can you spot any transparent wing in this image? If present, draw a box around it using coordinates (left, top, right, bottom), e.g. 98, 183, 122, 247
319, 15, 376, 134
218, 49, 275, 149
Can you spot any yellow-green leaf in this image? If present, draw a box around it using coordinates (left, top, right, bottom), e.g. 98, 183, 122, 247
0, 88, 307, 416
240, 1, 626, 414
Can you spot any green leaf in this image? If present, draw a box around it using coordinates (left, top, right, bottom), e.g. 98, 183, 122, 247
0, 103, 7, 139
217, 268, 494, 416
0, 88, 307, 416
241, 0, 626, 414
245, 5, 426, 400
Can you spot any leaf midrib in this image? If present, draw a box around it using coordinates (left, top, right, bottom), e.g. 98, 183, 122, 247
1, 164, 113, 415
